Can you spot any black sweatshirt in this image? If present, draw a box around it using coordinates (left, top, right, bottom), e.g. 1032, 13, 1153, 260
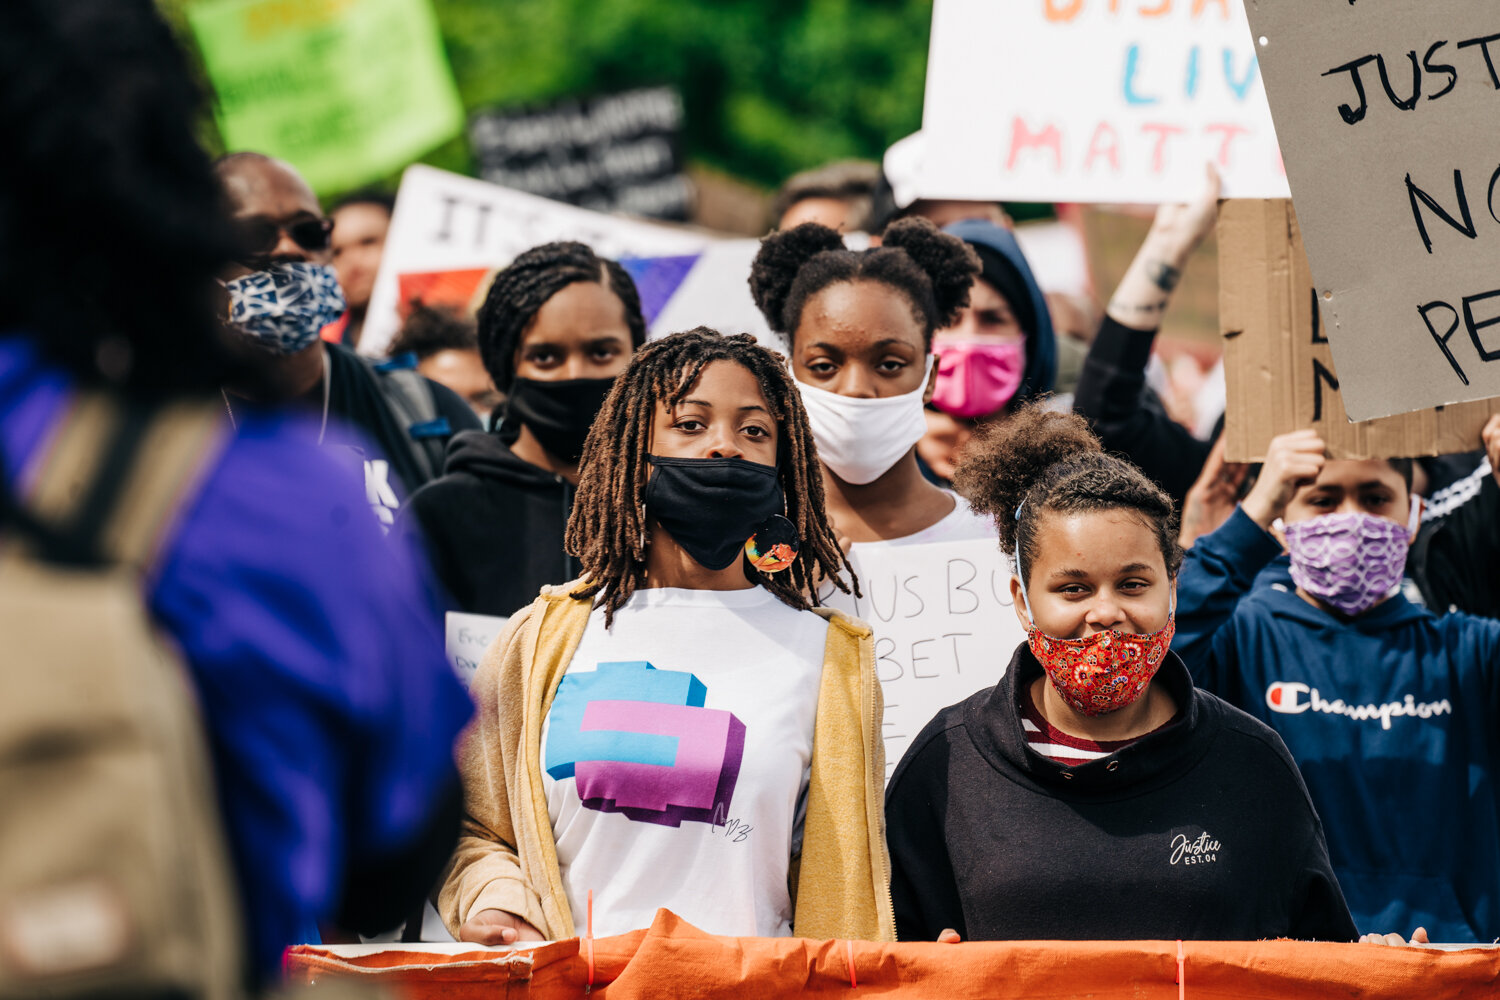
398, 425, 577, 617
885, 645, 1357, 943
1073, 317, 1213, 507
323, 342, 481, 500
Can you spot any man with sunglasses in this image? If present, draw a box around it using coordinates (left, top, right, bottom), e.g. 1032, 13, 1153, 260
215, 152, 480, 527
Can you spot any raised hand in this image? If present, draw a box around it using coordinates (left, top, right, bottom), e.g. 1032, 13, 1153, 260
1240, 430, 1327, 530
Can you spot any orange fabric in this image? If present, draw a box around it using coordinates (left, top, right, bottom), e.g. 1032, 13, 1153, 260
284, 910, 1500, 998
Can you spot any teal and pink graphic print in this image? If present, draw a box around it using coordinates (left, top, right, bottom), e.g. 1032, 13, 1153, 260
545, 661, 744, 827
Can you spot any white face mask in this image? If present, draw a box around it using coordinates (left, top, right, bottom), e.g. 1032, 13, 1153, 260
796, 357, 934, 486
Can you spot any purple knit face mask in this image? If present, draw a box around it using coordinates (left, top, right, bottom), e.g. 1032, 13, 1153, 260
1282, 511, 1409, 616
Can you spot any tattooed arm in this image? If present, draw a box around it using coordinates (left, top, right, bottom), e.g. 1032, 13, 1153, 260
1074, 165, 1221, 505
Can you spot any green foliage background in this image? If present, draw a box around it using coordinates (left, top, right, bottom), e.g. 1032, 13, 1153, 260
165, 0, 935, 195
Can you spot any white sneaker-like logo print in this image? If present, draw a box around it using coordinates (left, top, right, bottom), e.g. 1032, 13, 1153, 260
1170, 831, 1220, 865
1265, 681, 1452, 731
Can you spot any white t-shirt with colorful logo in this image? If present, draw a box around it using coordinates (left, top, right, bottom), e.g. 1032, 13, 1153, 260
539, 586, 828, 938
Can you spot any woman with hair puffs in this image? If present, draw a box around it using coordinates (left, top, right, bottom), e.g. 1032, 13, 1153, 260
884, 404, 1356, 944
440, 328, 895, 945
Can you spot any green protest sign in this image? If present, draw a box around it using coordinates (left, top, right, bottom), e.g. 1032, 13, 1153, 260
188, 0, 463, 195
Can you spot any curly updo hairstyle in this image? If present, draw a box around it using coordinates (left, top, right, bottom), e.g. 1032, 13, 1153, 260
955, 403, 1183, 587
476, 241, 647, 393
566, 327, 855, 626
748, 218, 981, 348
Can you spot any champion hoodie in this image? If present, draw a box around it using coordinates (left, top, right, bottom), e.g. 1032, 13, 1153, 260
1174, 506, 1500, 942
400, 425, 577, 617
886, 643, 1355, 943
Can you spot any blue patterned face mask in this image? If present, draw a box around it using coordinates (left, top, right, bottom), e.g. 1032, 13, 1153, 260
223, 262, 345, 355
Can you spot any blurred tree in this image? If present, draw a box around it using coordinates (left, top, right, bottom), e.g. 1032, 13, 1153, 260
162, 0, 932, 195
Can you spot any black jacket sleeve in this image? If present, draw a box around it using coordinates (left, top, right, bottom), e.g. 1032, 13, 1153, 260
1413, 467, 1500, 619
1288, 831, 1360, 942
886, 737, 967, 942
396, 483, 467, 612
335, 777, 463, 936
1073, 316, 1211, 506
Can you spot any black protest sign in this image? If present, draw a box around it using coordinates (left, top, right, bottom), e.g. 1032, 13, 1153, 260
1245, 2, 1500, 421
468, 86, 691, 221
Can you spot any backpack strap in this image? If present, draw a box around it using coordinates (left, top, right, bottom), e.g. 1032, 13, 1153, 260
19, 393, 223, 568
364, 356, 449, 484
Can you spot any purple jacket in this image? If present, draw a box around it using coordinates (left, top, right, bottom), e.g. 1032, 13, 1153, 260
0, 337, 473, 975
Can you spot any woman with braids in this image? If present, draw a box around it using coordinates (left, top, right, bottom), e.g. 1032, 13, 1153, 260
883, 404, 1356, 944
439, 328, 894, 944
401, 240, 646, 616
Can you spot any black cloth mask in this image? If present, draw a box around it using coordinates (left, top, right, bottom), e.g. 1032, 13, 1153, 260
505, 377, 615, 463
645, 455, 784, 571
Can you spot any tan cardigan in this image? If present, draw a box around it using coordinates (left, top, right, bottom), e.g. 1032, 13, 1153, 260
437, 582, 896, 942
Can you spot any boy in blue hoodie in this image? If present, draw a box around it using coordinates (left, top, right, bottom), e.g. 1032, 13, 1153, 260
1174, 427, 1500, 943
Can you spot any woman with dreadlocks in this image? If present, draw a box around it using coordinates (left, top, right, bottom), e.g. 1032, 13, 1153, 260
883, 404, 1356, 944
400, 240, 646, 616
438, 328, 895, 945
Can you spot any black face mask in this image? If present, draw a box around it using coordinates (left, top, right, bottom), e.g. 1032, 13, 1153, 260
645, 455, 784, 571
506, 377, 615, 462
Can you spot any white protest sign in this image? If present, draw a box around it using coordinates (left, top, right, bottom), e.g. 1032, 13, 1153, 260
919, 0, 1287, 204
444, 611, 509, 687
821, 538, 1027, 780
1243, 3, 1500, 421
645, 240, 778, 349
360, 165, 713, 357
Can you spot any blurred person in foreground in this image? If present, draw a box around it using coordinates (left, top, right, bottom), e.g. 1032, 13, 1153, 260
327, 191, 395, 349
387, 303, 503, 423
771, 160, 880, 234
215, 154, 480, 525
0, 0, 471, 983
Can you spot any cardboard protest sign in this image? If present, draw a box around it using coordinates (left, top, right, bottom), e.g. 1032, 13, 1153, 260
1219, 199, 1500, 462
470, 87, 692, 221
188, 0, 463, 195
1244, 2, 1500, 420
360, 166, 712, 357
919, 0, 1288, 204
820, 538, 1026, 779
444, 611, 508, 687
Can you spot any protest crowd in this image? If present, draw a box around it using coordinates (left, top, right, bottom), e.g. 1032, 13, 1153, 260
5, 1, 1500, 997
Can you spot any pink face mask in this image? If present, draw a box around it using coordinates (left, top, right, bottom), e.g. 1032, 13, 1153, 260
931, 335, 1025, 419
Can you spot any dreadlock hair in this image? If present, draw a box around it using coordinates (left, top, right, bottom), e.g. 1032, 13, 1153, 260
748, 217, 980, 350
565, 327, 854, 626
476, 241, 646, 393
954, 402, 1183, 589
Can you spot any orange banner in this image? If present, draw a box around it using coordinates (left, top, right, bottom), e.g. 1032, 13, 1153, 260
285, 910, 1500, 999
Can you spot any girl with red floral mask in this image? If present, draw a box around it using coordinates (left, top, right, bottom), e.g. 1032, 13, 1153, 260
884, 404, 1356, 945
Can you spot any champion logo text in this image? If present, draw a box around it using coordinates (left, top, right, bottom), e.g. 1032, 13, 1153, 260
1265, 681, 1452, 731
